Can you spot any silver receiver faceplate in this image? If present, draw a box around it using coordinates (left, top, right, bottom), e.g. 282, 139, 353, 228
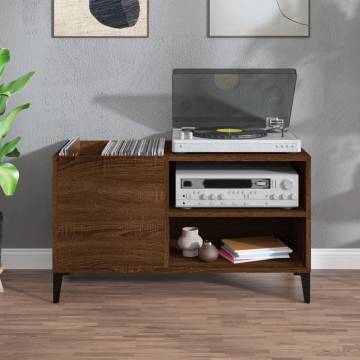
176, 163, 299, 208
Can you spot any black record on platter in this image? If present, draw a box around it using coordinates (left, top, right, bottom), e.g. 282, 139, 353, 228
193, 128, 267, 139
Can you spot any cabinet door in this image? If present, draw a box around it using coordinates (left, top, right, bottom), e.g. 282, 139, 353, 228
53, 157, 168, 272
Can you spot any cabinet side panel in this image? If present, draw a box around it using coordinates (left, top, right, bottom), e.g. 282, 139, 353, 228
306, 156, 312, 270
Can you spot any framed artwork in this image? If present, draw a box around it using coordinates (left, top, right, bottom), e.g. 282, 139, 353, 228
209, 0, 310, 37
53, 0, 149, 37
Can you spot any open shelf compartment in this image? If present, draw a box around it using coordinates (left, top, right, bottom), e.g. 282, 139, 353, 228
168, 217, 309, 273
168, 158, 311, 214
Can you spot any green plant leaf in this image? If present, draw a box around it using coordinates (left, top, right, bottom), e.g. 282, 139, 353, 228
0, 71, 35, 94
0, 162, 19, 196
0, 103, 30, 138
0, 91, 11, 115
0, 137, 21, 160
0, 48, 10, 79
6, 148, 20, 158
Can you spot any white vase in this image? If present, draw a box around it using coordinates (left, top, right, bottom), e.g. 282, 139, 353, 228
177, 227, 203, 258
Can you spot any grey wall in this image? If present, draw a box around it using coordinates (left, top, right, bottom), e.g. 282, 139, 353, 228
0, 0, 359, 249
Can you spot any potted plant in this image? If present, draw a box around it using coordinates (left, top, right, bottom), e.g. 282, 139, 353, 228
0, 48, 34, 291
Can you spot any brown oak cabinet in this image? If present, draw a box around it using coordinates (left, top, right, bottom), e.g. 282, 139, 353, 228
53, 141, 311, 303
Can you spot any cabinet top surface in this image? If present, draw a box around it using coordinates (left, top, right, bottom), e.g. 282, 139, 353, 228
54, 140, 311, 161
165, 142, 310, 161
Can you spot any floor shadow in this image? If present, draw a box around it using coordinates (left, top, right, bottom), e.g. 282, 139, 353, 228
4, 283, 51, 303
2, 270, 52, 303
2, 270, 302, 303
66, 272, 302, 302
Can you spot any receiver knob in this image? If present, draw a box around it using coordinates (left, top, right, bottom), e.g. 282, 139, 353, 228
270, 194, 278, 200
288, 193, 297, 200
185, 131, 193, 140
218, 194, 225, 200
209, 194, 217, 200
199, 193, 207, 200
279, 194, 287, 200
281, 179, 293, 191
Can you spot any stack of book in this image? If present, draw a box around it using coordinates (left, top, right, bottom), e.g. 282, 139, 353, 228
219, 236, 293, 264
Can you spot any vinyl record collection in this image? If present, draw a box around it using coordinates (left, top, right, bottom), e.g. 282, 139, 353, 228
102, 138, 166, 157
58, 137, 80, 157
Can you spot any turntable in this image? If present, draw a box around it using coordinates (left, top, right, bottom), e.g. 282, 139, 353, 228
172, 69, 301, 153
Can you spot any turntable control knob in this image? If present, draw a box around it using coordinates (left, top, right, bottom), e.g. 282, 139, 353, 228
209, 194, 217, 200
180, 130, 193, 140
281, 179, 293, 191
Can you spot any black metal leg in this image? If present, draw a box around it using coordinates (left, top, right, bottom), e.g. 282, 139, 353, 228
294, 272, 301, 276
53, 273, 63, 304
300, 273, 311, 304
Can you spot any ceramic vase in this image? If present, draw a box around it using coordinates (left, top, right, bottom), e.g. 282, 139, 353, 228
177, 227, 203, 258
199, 241, 219, 262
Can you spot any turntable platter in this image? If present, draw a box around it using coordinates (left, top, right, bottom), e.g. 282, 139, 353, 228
193, 128, 267, 139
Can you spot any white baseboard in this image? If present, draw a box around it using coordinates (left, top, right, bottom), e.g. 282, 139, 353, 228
1, 248, 360, 270
311, 249, 360, 270
2, 249, 52, 270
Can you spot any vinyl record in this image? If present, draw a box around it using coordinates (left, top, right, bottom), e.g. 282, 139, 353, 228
193, 128, 267, 139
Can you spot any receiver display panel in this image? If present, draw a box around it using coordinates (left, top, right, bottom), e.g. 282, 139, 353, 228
181, 178, 271, 189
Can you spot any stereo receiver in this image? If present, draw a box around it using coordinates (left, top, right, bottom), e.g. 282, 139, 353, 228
176, 163, 299, 208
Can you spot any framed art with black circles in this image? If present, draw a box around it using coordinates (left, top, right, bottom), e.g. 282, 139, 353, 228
53, 0, 149, 37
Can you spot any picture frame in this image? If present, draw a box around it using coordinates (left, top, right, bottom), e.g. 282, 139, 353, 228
53, 0, 149, 38
209, 0, 310, 38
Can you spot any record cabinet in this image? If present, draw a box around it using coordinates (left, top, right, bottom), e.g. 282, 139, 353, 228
53, 140, 311, 303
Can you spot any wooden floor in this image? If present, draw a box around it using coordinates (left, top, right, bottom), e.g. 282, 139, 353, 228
1, 271, 360, 360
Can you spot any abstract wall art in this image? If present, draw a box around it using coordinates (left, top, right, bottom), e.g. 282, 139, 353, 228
53, 0, 148, 37
209, 0, 310, 37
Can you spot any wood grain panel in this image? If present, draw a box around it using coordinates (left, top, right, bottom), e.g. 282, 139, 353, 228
54, 221, 165, 272
53, 154, 167, 272
167, 147, 311, 162
55, 157, 166, 223
168, 248, 306, 273
169, 208, 307, 218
